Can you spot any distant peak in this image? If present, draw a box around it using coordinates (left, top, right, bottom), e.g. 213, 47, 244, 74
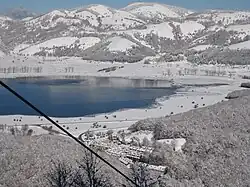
5, 7, 38, 20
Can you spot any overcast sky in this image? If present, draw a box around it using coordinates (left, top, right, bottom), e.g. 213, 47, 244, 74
0, 0, 250, 13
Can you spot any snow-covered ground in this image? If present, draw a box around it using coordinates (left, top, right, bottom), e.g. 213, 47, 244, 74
15, 37, 101, 55
189, 44, 213, 51
87, 4, 113, 16
123, 2, 189, 18
226, 24, 250, 34
213, 11, 250, 25
20, 37, 78, 55
147, 22, 175, 39
174, 21, 205, 37
0, 50, 5, 57
2, 55, 249, 80
229, 40, 250, 50
194, 11, 250, 26
78, 37, 101, 50
107, 36, 137, 52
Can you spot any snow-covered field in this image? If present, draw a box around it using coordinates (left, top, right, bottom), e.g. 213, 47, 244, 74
1, 55, 249, 80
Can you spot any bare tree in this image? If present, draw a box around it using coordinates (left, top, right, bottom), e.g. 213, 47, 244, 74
107, 130, 114, 136
21, 124, 29, 136
46, 161, 75, 187
142, 137, 150, 147
107, 130, 114, 141
9, 127, 15, 135
77, 150, 111, 187
27, 129, 33, 136
129, 163, 157, 187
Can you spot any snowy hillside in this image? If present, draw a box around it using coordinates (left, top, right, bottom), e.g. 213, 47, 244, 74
0, 16, 12, 29
22, 17, 34, 21
25, 5, 145, 31
0, 16, 12, 22
188, 10, 250, 26
189, 44, 213, 51
26, 10, 86, 30
13, 44, 31, 53
226, 24, 250, 34
147, 22, 175, 38
19, 37, 78, 55
173, 21, 205, 38
123, 2, 192, 19
0, 50, 5, 57
87, 4, 114, 16
229, 40, 250, 50
1, 2, 250, 63
78, 37, 101, 50
107, 36, 137, 52
17, 37, 101, 56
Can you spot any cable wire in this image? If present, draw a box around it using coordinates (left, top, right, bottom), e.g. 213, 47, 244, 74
0, 80, 138, 187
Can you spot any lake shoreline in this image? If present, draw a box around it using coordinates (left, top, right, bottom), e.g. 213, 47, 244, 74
0, 81, 243, 137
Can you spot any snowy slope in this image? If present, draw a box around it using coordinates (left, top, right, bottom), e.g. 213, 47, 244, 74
4, 2, 250, 62
78, 37, 101, 50
0, 16, 12, 22
85, 5, 146, 30
27, 10, 72, 28
0, 16, 12, 28
226, 24, 250, 34
22, 17, 34, 21
189, 10, 250, 26
20, 37, 78, 55
25, 5, 146, 31
229, 40, 250, 50
27, 11, 82, 30
208, 25, 225, 32
107, 36, 137, 52
13, 44, 31, 53
28, 10, 67, 24
121, 22, 175, 40
71, 9, 99, 27
146, 22, 174, 39
123, 2, 192, 19
0, 50, 5, 57
213, 11, 250, 25
17, 37, 101, 55
190, 44, 213, 51
174, 21, 205, 37
101, 10, 145, 30
87, 4, 114, 16
113, 22, 175, 49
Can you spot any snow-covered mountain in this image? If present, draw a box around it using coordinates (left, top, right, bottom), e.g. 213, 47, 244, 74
122, 2, 192, 20
4, 7, 37, 20
1, 2, 250, 63
188, 10, 250, 26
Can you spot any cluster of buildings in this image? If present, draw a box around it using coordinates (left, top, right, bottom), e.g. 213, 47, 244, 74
90, 137, 166, 172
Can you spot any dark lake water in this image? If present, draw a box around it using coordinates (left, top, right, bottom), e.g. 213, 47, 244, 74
0, 77, 177, 117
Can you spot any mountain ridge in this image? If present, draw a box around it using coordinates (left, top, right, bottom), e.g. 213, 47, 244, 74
1, 2, 250, 64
